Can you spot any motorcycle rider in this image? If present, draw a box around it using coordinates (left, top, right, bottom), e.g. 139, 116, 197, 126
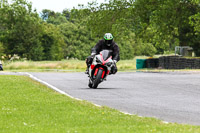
85, 33, 120, 74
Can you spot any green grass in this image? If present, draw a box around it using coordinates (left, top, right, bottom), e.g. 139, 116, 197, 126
2, 55, 200, 72
0, 75, 200, 132
1, 57, 149, 72
2, 60, 87, 72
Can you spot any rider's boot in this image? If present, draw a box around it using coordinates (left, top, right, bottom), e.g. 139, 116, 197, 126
85, 69, 89, 74
85, 66, 89, 74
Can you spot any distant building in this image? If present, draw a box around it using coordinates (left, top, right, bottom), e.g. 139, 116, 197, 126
175, 46, 194, 57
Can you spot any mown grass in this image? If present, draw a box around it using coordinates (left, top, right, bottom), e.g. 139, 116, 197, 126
1, 56, 149, 72
2, 55, 200, 72
0, 75, 200, 132
2, 60, 87, 72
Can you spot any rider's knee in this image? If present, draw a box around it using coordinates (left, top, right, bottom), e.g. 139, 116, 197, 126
86, 55, 94, 67
111, 66, 117, 74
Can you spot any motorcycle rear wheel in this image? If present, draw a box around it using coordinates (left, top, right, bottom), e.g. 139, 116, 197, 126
88, 80, 92, 88
92, 69, 103, 89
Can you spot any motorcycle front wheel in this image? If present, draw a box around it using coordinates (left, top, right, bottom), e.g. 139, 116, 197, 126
92, 69, 103, 89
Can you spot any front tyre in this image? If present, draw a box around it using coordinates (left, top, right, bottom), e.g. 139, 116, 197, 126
92, 69, 103, 89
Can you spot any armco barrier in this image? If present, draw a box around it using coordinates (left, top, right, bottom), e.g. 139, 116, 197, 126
146, 56, 200, 69
146, 58, 159, 68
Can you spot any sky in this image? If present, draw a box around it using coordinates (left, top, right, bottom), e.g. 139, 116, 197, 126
27, 0, 107, 13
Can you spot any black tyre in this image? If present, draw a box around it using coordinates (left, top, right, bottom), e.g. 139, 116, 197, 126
88, 80, 92, 88
92, 69, 103, 89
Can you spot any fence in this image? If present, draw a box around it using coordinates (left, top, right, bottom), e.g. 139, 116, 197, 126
145, 56, 200, 69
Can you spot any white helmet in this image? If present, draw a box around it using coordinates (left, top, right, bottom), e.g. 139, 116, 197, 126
104, 33, 113, 46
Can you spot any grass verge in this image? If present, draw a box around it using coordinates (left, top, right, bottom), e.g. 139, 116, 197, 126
2, 60, 87, 72
2, 58, 200, 73
1, 56, 148, 72
0, 75, 200, 132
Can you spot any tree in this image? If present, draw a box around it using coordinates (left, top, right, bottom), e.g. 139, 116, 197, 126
133, 0, 200, 55
41, 23, 65, 60
85, 0, 135, 38
0, 0, 66, 60
71, 0, 137, 59
0, 0, 44, 60
0, 42, 5, 58
59, 21, 98, 60
62, 9, 71, 21
41, 9, 56, 20
189, 0, 200, 56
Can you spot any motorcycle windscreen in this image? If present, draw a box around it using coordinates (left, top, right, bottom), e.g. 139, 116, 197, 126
100, 50, 112, 60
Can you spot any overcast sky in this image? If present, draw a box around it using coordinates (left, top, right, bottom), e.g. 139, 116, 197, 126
27, 0, 107, 13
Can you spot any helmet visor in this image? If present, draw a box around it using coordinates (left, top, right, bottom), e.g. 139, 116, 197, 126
105, 40, 113, 46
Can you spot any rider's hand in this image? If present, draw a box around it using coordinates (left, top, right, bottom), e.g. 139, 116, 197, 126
113, 60, 117, 64
91, 53, 96, 59
91, 53, 96, 56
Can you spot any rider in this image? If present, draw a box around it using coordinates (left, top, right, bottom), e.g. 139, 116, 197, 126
85, 33, 120, 74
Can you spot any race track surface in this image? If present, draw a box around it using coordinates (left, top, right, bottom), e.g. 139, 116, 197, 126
28, 72, 200, 125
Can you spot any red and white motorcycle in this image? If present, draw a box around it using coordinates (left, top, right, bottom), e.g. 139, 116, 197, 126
88, 50, 114, 88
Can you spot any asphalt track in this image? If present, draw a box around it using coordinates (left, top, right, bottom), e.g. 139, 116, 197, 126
2, 71, 200, 125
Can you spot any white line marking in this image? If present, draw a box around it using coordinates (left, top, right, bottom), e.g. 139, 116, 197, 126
24, 72, 83, 101
23, 72, 103, 108
162, 121, 169, 124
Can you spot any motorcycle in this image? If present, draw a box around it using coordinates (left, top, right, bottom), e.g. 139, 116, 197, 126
88, 50, 115, 88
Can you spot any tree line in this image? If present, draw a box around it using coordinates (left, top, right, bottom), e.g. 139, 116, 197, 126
0, 0, 200, 61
